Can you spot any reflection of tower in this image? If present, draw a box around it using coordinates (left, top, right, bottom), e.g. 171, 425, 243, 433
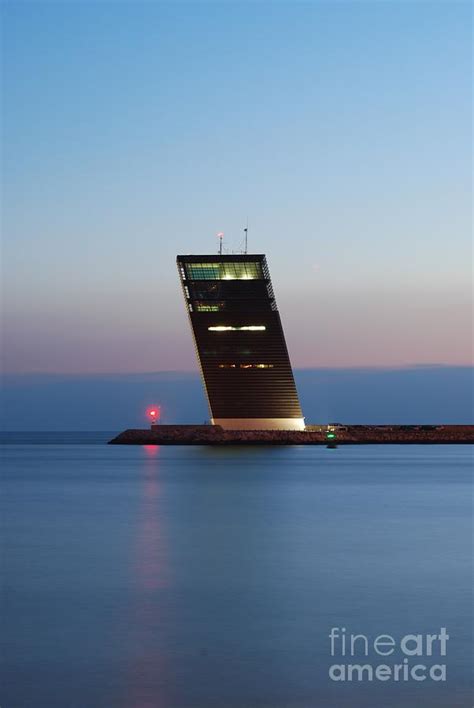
124, 445, 172, 708
177, 253, 305, 430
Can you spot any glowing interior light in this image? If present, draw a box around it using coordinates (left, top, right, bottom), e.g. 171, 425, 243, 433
208, 325, 266, 332
196, 304, 221, 312
218, 363, 274, 369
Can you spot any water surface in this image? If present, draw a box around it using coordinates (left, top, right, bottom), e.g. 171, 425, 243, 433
1, 438, 472, 707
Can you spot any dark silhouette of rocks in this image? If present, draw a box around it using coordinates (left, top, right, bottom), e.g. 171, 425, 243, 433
109, 425, 474, 445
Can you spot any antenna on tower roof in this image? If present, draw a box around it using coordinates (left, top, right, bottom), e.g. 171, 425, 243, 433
217, 231, 224, 255
244, 219, 248, 254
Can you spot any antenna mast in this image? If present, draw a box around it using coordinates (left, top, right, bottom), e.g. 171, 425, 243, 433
217, 231, 224, 255
244, 220, 248, 254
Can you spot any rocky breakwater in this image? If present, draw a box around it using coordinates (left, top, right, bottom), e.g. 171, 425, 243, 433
109, 425, 328, 445
108, 424, 474, 445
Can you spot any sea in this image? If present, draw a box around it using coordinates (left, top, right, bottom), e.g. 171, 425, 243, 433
1, 434, 472, 708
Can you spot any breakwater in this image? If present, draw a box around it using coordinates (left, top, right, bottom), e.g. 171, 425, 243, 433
108, 424, 474, 445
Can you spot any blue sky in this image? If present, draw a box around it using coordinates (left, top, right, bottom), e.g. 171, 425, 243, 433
2, 1, 472, 373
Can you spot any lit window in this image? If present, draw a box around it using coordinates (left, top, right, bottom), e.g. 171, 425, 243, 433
196, 303, 222, 312
218, 363, 274, 369
185, 263, 221, 280
185, 262, 263, 281
240, 363, 273, 369
208, 325, 266, 332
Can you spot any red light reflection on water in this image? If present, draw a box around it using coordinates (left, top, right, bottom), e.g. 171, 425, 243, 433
123, 445, 173, 707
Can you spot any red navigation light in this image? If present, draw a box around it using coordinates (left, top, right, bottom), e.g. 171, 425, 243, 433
147, 406, 160, 420
149, 410, 157, 417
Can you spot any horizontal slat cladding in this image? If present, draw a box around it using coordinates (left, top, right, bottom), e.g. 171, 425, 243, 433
177, 254, 303, 420
190, 310, 302, 418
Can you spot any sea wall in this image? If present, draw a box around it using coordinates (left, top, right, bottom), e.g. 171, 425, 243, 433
109, 425, 474, 445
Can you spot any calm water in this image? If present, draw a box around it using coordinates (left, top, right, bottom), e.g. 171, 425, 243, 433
1, 437, 472, 708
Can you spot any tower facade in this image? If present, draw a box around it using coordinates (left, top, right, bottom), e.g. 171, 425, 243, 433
177, 254, 304, 430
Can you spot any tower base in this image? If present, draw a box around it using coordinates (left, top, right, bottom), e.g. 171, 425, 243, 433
212, 417, 306, 431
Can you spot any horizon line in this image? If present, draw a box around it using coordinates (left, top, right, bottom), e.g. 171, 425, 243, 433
2, 363, 473, 378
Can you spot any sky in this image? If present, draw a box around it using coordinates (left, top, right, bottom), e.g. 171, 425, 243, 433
1, 0, 472, 375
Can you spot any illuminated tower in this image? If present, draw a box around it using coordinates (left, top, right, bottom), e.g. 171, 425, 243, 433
177, 254, 304, 430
